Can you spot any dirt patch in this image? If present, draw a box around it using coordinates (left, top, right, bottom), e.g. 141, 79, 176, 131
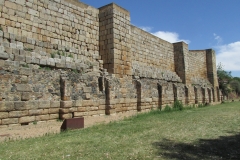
0, 111, 139, 142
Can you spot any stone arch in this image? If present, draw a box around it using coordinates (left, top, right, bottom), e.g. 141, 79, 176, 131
104, 78, 111, 115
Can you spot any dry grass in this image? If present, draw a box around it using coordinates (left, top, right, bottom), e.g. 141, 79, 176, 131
0, 102, 240, 160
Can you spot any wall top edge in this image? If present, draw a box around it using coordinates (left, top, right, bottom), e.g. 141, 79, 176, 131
64, 0, 98, 11
130, 25, 174, 45
99, 3, 130, 16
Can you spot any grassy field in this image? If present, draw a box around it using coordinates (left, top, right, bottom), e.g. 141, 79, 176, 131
0, 102, 240, 160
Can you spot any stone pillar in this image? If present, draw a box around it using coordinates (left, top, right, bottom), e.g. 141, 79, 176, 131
206, 49, 219, 88
173, 84, 178, 102
201, 87, 206, 104
185, 86, 189, 104
194, 86, 198, 104
207, 88, 212, 103
173, 42, 189, 84
136, 80, 142, 111
157, 83, 163, 110
99, 3, 132, 76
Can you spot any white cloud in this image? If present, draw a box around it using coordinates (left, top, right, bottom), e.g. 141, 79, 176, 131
216, 41, 240, 71
139, 26, 190, 44
213, 33, 223, 45
153, 31, 190, 44
139, 26, 152, 32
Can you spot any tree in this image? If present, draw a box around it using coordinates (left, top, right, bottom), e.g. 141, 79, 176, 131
217, 63, 240, 98
217, 63, 232, 96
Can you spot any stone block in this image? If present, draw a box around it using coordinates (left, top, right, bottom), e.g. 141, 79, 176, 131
50, 101, 60, 108
8, 110, 28, 118
19, 116, 35, 124
19, 68, 32, 76
38, 100, 51, 109
59, 108, 70, 114
0, 52, 9, 60
0, 102, 14, 111
49, 114, 59, 120
83, 87, 92, 93
82, 100, 94, 106
49, 108, 59, 114
16, 84, 32, 92
2, 118, 18, 125
14, 101, 29, 111
0, 112, 8, 119
59, 113, 72, 120
35, 114, 50, 121
77, 107, 87, 112
74, 112, 88, 117
73, 100, 82, 107
26, 101, 39, 110
21, 92, 31, 101
29, 109, 43, 116
60, 101, 73, 108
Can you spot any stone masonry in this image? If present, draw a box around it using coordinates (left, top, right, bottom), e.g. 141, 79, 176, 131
0, 0, 220, 127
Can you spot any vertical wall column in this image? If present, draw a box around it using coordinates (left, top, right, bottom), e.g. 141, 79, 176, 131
206, 49, 219, 87
185, 86, 189, 104
157, 83, 163, 110
173, 42, 189, 84
99, 3, 132, 76
136, 80, 142, 111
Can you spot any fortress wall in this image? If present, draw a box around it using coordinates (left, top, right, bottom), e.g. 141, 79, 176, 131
0, 1, 221, 127
0, 0, 100, 65
186, 50, 209, 85
131, 26, 182, 82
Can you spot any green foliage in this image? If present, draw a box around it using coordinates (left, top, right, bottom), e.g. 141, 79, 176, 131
217, 63, 240, 97
163, 105, 172, 112
0, 26, 2, 31
1, 102, 240, 159
71, 69, 78, 73
172, 100, 184, 111
198, 103, 204, 108
24, 48, 33, 51
33, 121, 37, 125
21, 64, 29, 68
68, 54, 73, 58
50, 53, 55, 58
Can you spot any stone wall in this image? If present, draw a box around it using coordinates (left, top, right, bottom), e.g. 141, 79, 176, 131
0, 0, 221, 127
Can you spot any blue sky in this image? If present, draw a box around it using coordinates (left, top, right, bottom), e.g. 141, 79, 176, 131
81, 0, 240, 77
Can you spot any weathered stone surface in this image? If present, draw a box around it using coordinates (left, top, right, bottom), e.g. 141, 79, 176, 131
2, 118, 18, 125
19, 116, 35, 124
9, 110, 28, 118
14, 102, 29, 111
38, 101, 51, 109
60, 101, 73, 108
0, 102, 14, 111
50, 101, 60, 108
0, 112, 8, 119
16, 84, 32, 92
0, 0, 220, 127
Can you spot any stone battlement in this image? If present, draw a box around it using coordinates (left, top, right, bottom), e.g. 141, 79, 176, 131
0, 0, 220, 127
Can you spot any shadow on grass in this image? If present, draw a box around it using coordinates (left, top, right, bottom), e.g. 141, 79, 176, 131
153, 133, 240, 160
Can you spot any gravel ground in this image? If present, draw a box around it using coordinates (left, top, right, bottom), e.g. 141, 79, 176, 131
0, 111, 138, 142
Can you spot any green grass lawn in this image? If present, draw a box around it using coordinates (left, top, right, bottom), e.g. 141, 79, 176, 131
0, 102, 240, 160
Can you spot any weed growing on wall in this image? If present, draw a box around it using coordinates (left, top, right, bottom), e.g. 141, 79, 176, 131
172, 100, 184, 111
